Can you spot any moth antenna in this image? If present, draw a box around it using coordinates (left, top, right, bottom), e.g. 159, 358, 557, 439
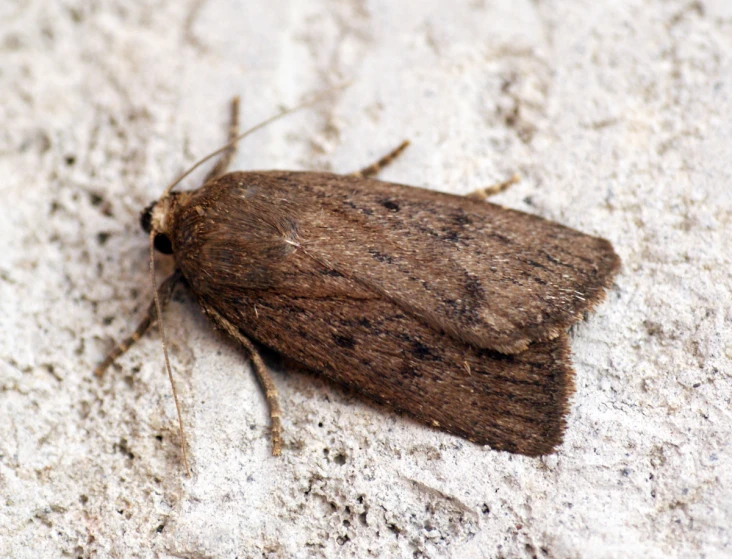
162, 82, 351, 197
149, 230, 190, 476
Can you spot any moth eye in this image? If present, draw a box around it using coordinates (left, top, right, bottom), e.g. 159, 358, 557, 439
140, 200, 173, 253
154, 234, 173, 254
140, 203, 155, 233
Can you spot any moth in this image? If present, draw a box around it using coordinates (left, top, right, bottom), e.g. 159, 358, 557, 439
97, 97, 620, 470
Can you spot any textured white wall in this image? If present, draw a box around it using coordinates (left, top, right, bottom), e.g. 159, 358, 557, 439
1, 0, 730, 557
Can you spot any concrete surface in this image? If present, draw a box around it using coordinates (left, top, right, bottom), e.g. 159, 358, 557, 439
1, 0, 730, 557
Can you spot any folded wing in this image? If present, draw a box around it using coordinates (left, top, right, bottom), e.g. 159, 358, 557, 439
261, 172, 620, 353
205, 271, 574, 456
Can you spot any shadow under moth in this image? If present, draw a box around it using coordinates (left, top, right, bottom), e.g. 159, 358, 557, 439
96, 96, 620, 472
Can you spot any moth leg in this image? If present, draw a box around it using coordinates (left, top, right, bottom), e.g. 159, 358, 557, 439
203, 96, 240, 183
95, 270, 182, 377
203, 305, 283, 457
351, 140, 410, 178
466, 173, 520, 201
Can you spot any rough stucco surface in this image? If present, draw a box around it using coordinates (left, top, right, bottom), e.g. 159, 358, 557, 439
1, 0, 730, 557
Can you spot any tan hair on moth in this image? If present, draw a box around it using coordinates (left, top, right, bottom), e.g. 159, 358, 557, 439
96, 93, 620, 474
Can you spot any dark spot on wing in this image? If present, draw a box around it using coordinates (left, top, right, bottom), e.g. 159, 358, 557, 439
333, 334, 356, 349
464, 274, 485, 300
369, 249, 393, 264
380, 199, 400, 212
451, 210, 472, 226
411, 340, 439, 361
441, 230, 460, 242
344, 200, 373, 215
489, 232, 512, 245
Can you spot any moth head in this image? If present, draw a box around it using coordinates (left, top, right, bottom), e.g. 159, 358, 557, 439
140, 196, 175, 254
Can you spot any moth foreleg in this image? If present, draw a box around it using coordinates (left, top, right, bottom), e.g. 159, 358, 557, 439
203, 305, 283, 457
203, 96, 241, 184
466, 173, 520, 201
95, 270, 182, 377
351, 140, 410, 178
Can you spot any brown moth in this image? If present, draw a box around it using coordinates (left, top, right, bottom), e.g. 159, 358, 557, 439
97, 97, 620, 467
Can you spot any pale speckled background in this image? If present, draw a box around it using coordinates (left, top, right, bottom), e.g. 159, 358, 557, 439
1, 1, 731, 558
